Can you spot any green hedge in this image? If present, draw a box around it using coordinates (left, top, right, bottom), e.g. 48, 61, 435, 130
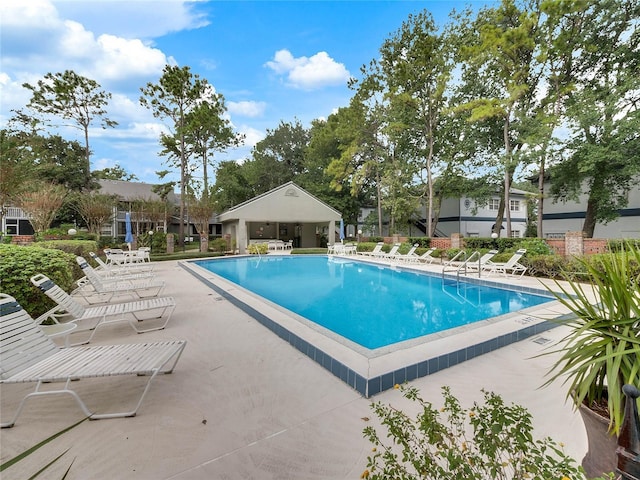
0, 244, 81, 318
33, 239, 98, 260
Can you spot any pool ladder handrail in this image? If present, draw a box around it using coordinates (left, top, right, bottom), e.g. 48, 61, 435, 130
440, 279, 481, 306
442, 250, 485, 285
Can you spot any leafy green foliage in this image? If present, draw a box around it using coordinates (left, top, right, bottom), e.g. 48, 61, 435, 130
209, 238, 230, 253
22, 70, 117, 189
33, 240, 98, 260
0, 244, 80, 317
542, 244, 640, 435
247, 243, 268, 254
362, 384, 606, 480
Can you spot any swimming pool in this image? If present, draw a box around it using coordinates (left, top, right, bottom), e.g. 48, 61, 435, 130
183, 255, 560, 397
193, 256, 552, 349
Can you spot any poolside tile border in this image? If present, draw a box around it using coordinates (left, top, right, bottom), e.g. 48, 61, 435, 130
181, 259, 560, 398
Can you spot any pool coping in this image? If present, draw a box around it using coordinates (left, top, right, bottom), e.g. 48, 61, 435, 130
180, 256, 567, 397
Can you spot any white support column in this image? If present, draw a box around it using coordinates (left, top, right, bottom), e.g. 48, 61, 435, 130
238, 218, 247, 254
329, 220, 336, 245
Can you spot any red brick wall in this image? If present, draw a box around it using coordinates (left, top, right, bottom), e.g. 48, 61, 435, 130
10, 235, 34, 245
546, 239, 565, 256
583, 239, 608, 255
430, 238, 451, 250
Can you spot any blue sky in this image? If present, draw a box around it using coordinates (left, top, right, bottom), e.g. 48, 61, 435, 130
1, 1, 485, 185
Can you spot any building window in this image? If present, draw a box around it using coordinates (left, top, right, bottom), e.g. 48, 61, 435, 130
510, 200, 520, 212
510, 230, 521, 238
488, 199, 500, 210
5, 219, 17, 235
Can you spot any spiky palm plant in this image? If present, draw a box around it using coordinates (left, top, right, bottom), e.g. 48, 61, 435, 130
543, 243, 640, 435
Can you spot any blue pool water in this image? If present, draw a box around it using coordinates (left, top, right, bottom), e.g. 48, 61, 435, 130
195, 256, 552, 350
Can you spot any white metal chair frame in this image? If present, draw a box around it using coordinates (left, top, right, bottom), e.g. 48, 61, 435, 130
31, 274, 176, 346
0, 293, 186, 428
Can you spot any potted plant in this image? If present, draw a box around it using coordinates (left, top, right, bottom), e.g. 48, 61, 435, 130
542, 243, 640, 477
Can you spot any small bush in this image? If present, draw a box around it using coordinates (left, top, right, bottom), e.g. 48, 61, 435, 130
522, 254, 588, 280
34, 239, 98, 259
408, 237, 431, 248
247, 243, 268, 254
210, 238, 230, 253
518, 238, 553, 256
356, 242, 381, 254
0, 244, 81, 317
362, 384, 607, 480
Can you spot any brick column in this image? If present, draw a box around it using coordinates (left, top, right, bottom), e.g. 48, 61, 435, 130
451, 233, 463, 249
565, 231, 584, 257
166, 233, 174, 254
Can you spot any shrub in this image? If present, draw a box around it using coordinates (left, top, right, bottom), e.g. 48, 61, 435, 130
408, 237, 431, 248
362, 384, 610, 480
34, 239, 98, 259
522, 255, 588, 280
518, 238, 553, 256
0, 244, 81, 318
444, 248, 461, 259
356, 242, 381, 254
210, 238, 230, 253
247, 243, 268, 254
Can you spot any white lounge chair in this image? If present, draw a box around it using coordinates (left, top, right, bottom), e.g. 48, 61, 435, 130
463, 249, 499, 274
0, 293, 186, 428
391, 244, 420, 262
90, 252, 154, 275
31, 274, 176, 346
375, 243, 401, 259
415, 248, 438, 264
75, 256, 165, 303
357, 242, 384, 257
87, 252, 155, 280
484, 248, 528, 277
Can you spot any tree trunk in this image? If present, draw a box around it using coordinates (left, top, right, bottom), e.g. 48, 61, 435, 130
376, 172, 383, 237
582, 196, 598, 238
537, 163, 545, 238
503, 116, 512, 237
494, 198, 505, 237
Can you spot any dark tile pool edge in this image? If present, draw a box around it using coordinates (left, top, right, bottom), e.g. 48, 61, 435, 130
181, 260, 558, 398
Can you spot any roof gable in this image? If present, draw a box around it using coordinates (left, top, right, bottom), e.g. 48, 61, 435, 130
98, 180, 178, 204
218, 182, 341, 222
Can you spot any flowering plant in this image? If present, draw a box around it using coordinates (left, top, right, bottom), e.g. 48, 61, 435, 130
361, 384, 613, 480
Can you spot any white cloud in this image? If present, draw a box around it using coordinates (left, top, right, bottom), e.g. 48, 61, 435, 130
95, 34, 167, 80
51, 0, 209, 39
265, 49, 350, 90
238, 126, 266, 148
227, 101, 266, 118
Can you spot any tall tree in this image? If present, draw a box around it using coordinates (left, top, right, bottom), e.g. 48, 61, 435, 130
184, 89, 244, 199
549, 0, 640, 237
211, 161, 252, 210
140, 65, 208, 246
304, 115, 363, 225
244, 119, 310, 195
22, 70, 117, 190
377, 10, 456, 236
456, 0, 542, 237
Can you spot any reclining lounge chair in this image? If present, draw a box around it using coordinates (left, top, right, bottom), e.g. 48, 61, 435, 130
0, 293, 186, 428
89, 252, 155, 277
75, 256, 165, 303
31, 274, 176, 346
483, 248, 528, 277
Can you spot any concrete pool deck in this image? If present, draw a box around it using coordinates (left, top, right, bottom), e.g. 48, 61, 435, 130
1, 255, 588, 479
